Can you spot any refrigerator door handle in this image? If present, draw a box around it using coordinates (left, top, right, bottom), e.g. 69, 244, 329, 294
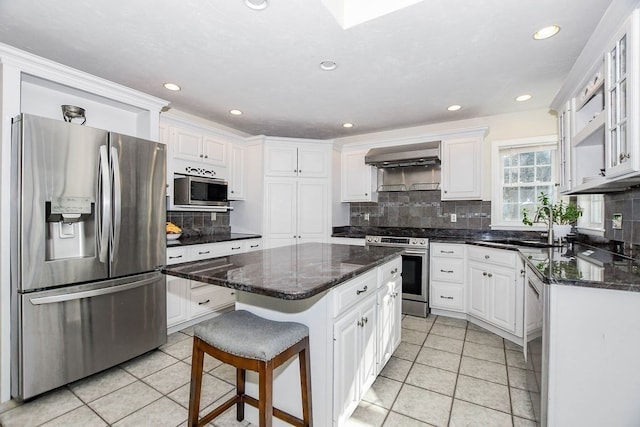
110, 146, 122, 262
28, 276, 159, 305
97, 145, 111, 263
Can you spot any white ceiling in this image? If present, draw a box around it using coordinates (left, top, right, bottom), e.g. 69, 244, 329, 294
0, 0, 613, 139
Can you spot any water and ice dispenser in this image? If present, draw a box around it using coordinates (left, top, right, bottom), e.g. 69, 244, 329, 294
45, 196, 96, 261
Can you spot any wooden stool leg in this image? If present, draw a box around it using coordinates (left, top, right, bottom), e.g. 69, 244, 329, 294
236, 367, 246, 421
188, 337, 205, 427
299, 337, 313, 427
258, 360, 274, 427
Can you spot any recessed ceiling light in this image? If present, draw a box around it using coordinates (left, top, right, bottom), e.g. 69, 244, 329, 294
515, 94, 533, 102
320, 61, 338, 71
533, 25, 560, 40
244, 0, 268, 10
447, 105, 462, 111
163, 82, 181, 91
229, 109, 243, 116
342, 123, 353, 128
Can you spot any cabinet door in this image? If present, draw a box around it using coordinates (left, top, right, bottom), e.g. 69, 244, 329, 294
557, 103, 572, 193
605, 13, 636, 178
167, 275, 189, 327
265, 143, 298, 177
488, 266, 517, 333
360, 296, 378, 393
297, 180, 328, 242
441, 137, 482, 200
264, 179, 297, 242
297, 145, 329, 177
467, 261, 488, 318
228, 144, 245, 200
341, 150, 376, 202
202, 136, 227, 166
333, 310, 361, 425
172, 127, 203, 162
377, 283, 398, 372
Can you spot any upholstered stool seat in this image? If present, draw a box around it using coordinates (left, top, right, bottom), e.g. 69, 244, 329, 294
188, 310, 313, 427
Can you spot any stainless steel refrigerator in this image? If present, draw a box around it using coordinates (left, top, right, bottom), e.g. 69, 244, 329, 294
10, 113, 167, 400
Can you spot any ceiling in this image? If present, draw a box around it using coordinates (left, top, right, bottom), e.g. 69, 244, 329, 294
0, 0, 613, 139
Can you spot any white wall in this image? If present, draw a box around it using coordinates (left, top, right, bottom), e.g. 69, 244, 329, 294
335, 108, 558, 200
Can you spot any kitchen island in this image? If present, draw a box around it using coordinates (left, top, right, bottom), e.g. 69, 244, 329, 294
163, 242, 404, 427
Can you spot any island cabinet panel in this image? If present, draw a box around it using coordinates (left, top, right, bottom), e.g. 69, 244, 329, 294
227, 255, 402, 427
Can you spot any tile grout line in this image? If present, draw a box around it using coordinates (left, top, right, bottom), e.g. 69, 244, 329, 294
446, 319, 468, 427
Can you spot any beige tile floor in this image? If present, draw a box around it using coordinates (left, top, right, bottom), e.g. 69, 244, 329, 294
0, 315, 538, 426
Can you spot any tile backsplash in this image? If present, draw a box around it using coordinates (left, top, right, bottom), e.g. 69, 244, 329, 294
603, 186, 640, 245
349, 191, 491, 229
166, 211, 230, 237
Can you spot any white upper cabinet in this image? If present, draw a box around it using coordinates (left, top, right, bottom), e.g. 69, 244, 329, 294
228, 144, 245, 200
341, 150, 377, 202
554, 7, 640, 193
441, 137, 482, 200
173, 127, 227, 167
265, 141, 330, 178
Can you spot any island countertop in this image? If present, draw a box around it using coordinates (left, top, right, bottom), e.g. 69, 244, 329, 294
162, 242, 404, 300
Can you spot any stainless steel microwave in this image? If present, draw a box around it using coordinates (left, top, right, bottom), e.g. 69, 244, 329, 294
174, 175, 228, 207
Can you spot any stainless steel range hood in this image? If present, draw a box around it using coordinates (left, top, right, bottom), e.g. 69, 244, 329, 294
364, 141, 441, 167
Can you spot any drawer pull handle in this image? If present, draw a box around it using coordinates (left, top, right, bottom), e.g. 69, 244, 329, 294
168, 255, 183, 259
484, 255, 490, 259
250, 244, 259, 248
231, 246, 241, 250
440, 269, 454, 273
356, 285, 368, 295
440, 250, 454, 254
199, 251, 211, 255
440, 295, 454, 300
198, 299, 211, 305
390, 268, 398, 274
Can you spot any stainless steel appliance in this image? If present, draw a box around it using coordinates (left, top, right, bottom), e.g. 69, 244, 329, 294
10, 114, 167, 401
173, 175, 228, 207
524, 264, 547, 426
365, 235, 429, 317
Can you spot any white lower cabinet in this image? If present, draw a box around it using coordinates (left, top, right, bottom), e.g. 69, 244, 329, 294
466, 246, 523, 336
332, 259, 401, 426
376, 257, 402, 372
430, 243, 465, 312
166, 238, 262, 331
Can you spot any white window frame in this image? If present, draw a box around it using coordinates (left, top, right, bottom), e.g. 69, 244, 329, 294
491, 135, 558, 230
576, 194, 605, 236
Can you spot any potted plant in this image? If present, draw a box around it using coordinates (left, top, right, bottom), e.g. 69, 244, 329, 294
522, 193, 583, 240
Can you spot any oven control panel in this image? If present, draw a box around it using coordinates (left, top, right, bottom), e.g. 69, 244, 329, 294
365, 235, 428, 248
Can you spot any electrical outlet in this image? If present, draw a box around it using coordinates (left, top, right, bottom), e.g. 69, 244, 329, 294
364, 213, 370, 221
613, 213, 622, 229
211, 212, 217, 221
450, 213, 457, 223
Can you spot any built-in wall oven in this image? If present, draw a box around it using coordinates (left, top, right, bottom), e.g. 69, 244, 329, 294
365, 235, 429, 317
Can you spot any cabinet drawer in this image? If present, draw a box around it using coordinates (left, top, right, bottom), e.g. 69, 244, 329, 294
167, 247, 188, 265
430, 283, 464, 311
431, 258, 464, 283
467, 245, 517, 268
214, 240, 246, 255
332, 269, 377, 317
378, 258, 402, 285
245, 239, 263, 252
188, 244, 218, 261
190, 285, 235, 317
431, 243, 464, 258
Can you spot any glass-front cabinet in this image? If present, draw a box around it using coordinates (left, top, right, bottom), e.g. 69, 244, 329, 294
605, 10, 637, 178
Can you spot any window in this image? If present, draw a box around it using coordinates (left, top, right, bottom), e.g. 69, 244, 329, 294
491, 136, 557, 229
577, 194, 605, 234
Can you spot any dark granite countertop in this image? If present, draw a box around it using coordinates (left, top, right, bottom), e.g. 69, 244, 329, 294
167, 233, 261, 247
518, 243, 640, 292
162, 242, 404, 300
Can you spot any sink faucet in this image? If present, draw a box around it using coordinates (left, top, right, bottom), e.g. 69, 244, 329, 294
534, 206, 554, 246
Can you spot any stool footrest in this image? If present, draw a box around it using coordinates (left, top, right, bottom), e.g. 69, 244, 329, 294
198, 395, 240, 426
244, 395, 306, 427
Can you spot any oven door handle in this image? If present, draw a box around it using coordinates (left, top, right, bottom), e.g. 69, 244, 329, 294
404, 250, 428, 256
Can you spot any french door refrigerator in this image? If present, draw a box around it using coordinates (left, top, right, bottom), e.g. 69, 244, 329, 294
10, 113, 167, 400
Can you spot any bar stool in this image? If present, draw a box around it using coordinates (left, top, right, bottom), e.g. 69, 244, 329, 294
188, 310, 313, 427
